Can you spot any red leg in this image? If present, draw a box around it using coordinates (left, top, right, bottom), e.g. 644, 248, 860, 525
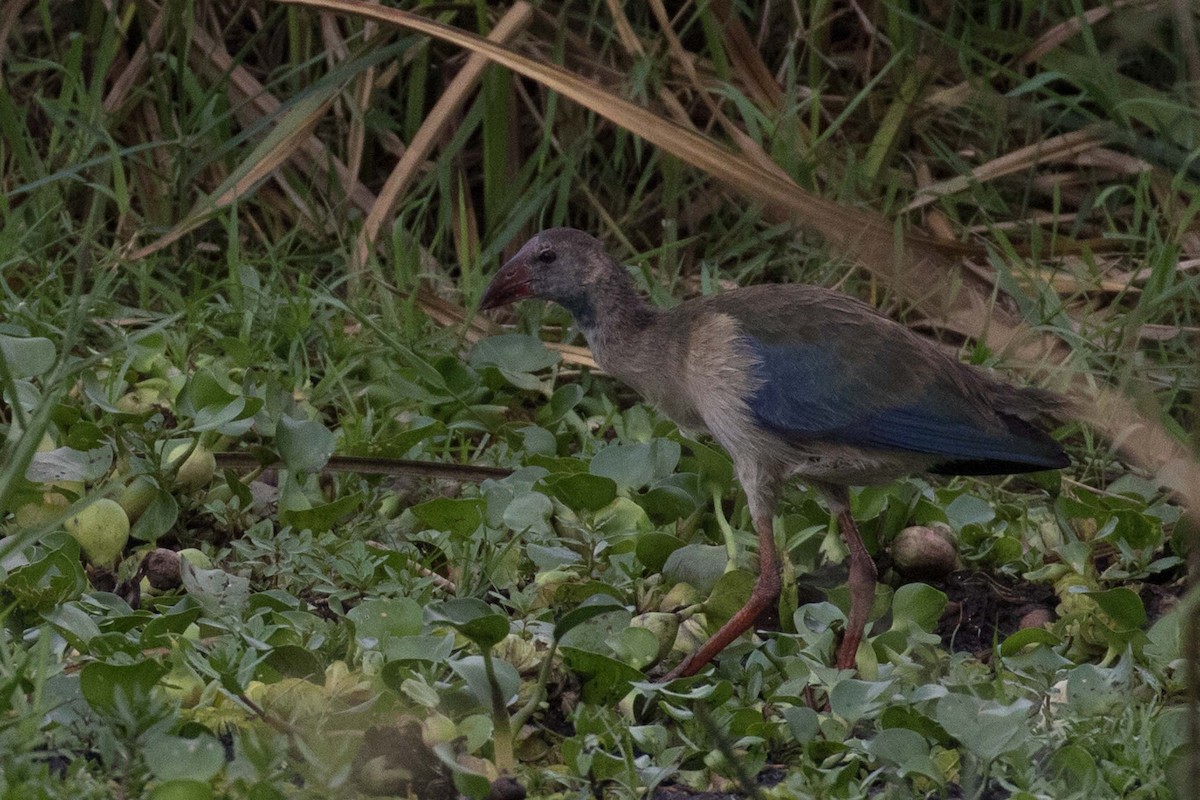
662, 511, 780, 680
834, 506, 877, 669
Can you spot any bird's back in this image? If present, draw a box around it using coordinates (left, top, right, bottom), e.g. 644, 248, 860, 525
671, 284, 1068, 480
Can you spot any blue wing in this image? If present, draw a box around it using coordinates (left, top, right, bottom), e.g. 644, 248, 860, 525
745, 336, 1067, 473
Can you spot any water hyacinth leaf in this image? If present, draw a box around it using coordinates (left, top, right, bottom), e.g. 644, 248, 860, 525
280, 492, 363, 533
26, 445, 113, 483
935, 694, 1032, 760
863, 727, 939, 780
1066, 663, 1124, 715
41, 603, 102, 649
679, 436, 733, 491
6, 540, 87, 610
538, 382, 584, 425
276, 416, 336, 473
999, 627, 1060, 656
427, 598, 509, 649
526, 542, 581, 570
609, 625, 659, 670
81, 660, 168, 715
382, 633, 456, 663
143, 734, 226, 782
536, 472, 617, 513
704, 569, 755, 629
130, 490, 179, 542
1048, 744, 1098, 792
890, 583, 947, 633
147, 779, 213, 800
471, 333, 560, 373
943, 493, 996, 530
662, 544, 728, 595
784, 706, 820, 743
590, 440, 679, 490
554, 593, 625, 640
501, 489, 553, 534
411, 497, 484, 537
0, 334, 55, 377
347, 598, 423, 649
829, 679, 893, 725
263, 645, 323, 681
635, 531, 685, 573
593, 496, 652, 537
560, 647, 645, 705
637, 484, 697, 523
1085, 587, 1146, 630
449, 655, 520, 708
181, 563, 251, 617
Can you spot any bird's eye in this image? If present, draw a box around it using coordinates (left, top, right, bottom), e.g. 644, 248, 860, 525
536, 249, 557, 264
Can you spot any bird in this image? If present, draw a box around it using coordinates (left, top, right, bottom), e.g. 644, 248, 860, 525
479, 227, 1069, 679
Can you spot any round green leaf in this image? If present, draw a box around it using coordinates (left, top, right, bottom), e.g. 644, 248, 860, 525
148, 781, 213, 800
348, 598, 423, 648
276, 416, 335, 473
80, 660, 168, 715
426, 599, 509, 649
143, 734, 225, 782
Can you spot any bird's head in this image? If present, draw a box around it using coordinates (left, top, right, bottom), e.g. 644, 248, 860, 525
479, 228, 613, 313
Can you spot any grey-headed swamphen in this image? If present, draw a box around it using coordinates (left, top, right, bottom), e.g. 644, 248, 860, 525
480, 227, 1069, 679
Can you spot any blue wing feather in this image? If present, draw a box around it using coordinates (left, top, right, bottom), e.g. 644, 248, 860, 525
745, 336, 1066, 472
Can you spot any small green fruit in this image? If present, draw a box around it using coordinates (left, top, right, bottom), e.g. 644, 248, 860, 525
167, 443, 216, 490
66, 498, 130, 567
116, 476, 157, 523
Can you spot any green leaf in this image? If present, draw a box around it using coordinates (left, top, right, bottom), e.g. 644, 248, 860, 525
471, 333, 559, 373
1048, 744, 1098, 791
279, 492, 363, 533
143, 735, 225, 782
890, 583, 947, 633
276, 416, 336, 473
662, 544, 728, 595
560, 646, 645, 704
449, 655, 520, 708
41, 603, 102, 649
609, 625, 659, 670
704, 569, 755, 629
590, 440, 679, 490
147, 781, 213, 800
783, 706, 820, 743
554, 594, 626, 640
1085, 587, 1146, 629
347, 598, 424, 648
180, 563, 251, 617
999, 627, 1060, 656
935, 694, 1032, 760
426, 599, 509, 649
943, 494, 995, 530
636, 531, 685, 573
1066, 663, 1124, 715
863, 728, 939, 780
6, 539, 87, 610
25, 445, 113, 483
536, 472, 617, 513
0, 334, 56, 377
130, 490, 179, 542
829, 678, 893, 724
411, 497, 484, 537
80, 660, 168, 715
